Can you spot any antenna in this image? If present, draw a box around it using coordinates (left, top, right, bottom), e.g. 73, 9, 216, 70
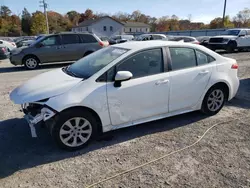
39, 0, 49, 34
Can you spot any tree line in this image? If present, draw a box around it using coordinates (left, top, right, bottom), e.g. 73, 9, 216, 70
0, 5, 250, 36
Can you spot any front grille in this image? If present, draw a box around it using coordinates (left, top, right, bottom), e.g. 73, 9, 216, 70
209, 38, 223, 43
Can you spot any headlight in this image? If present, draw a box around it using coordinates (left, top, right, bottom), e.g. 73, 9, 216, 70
222, 39, 229, 43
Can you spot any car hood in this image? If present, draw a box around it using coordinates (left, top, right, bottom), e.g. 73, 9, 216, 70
211, 35, 237, 39
10, 68, 82, 104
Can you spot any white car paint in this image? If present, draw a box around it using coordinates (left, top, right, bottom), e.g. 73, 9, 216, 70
0, 40, 16, 51
10, 41, 239, 135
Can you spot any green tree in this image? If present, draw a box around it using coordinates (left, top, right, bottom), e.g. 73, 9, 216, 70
0, 6, 11, 18
21, 8, 32, 35
31, 11, 46, 35
9, 15, 21, 36
66, 10, 80, 25
0, 17, 10, 36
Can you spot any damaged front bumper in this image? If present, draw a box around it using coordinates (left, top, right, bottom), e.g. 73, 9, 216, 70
23, 107, 56, 137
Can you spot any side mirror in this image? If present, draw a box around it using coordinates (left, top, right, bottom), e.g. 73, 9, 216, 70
114, 71, 133, 87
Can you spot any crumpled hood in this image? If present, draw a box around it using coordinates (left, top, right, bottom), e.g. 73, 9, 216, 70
211, 35, 237, 39
10, 68, 82, 104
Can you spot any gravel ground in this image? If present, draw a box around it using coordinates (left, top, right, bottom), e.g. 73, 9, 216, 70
0, 52, 250, 188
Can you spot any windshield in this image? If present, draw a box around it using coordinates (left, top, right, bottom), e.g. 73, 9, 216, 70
67, 47, 129, 78
222, 30, 240, 36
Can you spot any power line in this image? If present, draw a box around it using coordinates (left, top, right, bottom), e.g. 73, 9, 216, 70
39, 0, 49, 34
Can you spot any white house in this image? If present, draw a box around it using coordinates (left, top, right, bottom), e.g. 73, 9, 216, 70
72, 16, 150, 37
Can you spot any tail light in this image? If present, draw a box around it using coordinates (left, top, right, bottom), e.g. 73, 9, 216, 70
99, 41, 104, 47
194, 41, 200, 45
11, 42, 16, 46
231, 63, 238, 69
1, 47, 6, 53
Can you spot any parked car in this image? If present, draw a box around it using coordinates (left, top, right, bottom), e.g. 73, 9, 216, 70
10, 32, 108, 69
208, 28, 250, 52
22, 40, 35, 47
10, 41, 239, 150
0, 45, 10, 60
167, 36, 200, 44
0, 39, 16, 51
134, 34, 167, 41
196, 36, 211, 47
16, 38, 36, 48
109, 35, 134, 45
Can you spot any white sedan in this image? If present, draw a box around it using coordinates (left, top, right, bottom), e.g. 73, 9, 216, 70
10, 41, 239, 150
0, 39, 16, 51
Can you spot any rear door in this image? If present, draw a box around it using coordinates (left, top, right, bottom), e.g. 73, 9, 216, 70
60, 34, 82, 61
168, 47, 214, 112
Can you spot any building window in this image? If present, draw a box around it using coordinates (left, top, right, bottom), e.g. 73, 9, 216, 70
103, 26, 107, 31
130, 28, 132, 32
86, 27, 88, 31
110, 26, 113, 32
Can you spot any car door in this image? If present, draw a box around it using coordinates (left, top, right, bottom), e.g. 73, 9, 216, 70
168, 47, 213, 112
106, 48, 170, 126
60, 34, 82, 61
237, 30, 248, 47
34, 35, 62, 63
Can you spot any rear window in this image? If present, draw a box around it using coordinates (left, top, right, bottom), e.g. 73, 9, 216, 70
79, 34, 98, 43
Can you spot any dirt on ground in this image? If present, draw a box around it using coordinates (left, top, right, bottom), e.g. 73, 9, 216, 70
0, 52, 250, 188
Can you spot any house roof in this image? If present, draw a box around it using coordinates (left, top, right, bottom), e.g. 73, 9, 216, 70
122, 21, 150, 28
72, 16, 124, 28
72, 16, 150, 28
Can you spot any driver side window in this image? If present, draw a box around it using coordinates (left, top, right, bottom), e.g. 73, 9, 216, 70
41, 35, 60, 46
116, 49, 163, 79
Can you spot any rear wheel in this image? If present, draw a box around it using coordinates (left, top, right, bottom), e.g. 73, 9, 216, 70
201, 86, 226, 115
51, 109, 98, 151
23, 56, 40, 70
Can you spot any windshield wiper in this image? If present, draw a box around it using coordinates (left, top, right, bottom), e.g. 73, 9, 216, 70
63, 65, 78, 77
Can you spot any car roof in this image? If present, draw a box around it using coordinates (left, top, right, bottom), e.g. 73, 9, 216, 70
114, 40, 198, 50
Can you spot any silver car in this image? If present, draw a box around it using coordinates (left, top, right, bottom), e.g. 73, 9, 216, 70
10, 32, 108, 69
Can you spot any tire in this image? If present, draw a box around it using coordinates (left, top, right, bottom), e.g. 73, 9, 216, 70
23, 55, 40, 70
201, 86, 226, 116
51, 109, 99, 151
226, 42, 236, 53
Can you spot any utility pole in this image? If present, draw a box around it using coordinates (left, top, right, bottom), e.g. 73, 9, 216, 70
222, 0, 227, 28
39, 0, 49, 34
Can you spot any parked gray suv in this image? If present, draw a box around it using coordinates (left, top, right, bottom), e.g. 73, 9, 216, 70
10, 32, 108, 69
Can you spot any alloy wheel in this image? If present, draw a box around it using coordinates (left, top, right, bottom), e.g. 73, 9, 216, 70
207, 89, 224, 112
59, 117, 92, 147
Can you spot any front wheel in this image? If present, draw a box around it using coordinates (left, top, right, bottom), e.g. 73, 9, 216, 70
51, 109, 98, 150
23, 56, 40, 70
201, 87, 226, 115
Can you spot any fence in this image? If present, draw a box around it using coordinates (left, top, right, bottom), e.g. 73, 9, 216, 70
151, 28, 228, 37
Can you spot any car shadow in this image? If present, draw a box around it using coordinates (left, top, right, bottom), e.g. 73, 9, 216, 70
0, 111, 208, 178
0, 62, 72, 73
226, 78, 250, 109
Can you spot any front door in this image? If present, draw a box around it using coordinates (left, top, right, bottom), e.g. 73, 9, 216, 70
107, 48, 170, 126
35, 35, 63, 63
168, 47, 213, 112
237, 30, 248, 47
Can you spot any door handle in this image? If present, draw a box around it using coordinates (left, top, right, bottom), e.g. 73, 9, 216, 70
155, 79, 169, 85
199, 70, 209, 74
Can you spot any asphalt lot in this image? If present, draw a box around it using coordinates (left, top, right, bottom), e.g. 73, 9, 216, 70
0, 53, 250, 188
